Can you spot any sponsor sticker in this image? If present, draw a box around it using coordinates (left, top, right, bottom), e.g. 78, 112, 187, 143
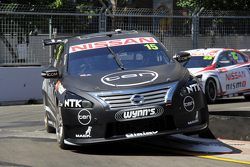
203, 56, 213, 60
55, 81, 66, 94
64, 99, 82, 108
78, 109, 91, 125
75, 126, 92, 138
226, 81, 247, 90
69, 37, 158, 53
125, 131, 158, 138
115, 106, 164, 121
226, 71, 246, 81
183, 96, 195, 112
186, 83, 201, 94
101, 70, 158, 87
231, 52, 238, 60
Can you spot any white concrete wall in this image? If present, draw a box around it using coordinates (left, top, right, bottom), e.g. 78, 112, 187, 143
0, 67, 43, 104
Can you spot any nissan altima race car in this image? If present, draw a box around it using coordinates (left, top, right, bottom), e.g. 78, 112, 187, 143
183, 48, 250, 103
41, 30, 209, 149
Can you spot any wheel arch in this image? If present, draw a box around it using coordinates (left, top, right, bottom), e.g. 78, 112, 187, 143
202, 74, 222, 97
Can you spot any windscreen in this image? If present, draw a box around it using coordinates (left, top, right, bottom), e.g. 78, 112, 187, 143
184, 56, 214, 68
68, 40, 170, 76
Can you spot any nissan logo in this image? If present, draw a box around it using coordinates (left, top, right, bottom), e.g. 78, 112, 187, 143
183, 96, 195, 112
130, 94, 144, 105
101, 70, 158, 87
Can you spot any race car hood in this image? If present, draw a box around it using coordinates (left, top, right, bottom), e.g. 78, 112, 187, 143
63, 62, 188, 92
187, 67, 204, 76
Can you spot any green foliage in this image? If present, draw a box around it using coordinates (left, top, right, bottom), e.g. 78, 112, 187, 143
51, 0, 64, 8
176, 0, 200, 12
2, 0, 55, 6
177, 0, 250, 11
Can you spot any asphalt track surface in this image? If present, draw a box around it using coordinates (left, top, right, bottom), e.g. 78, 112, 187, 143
0, 98, 249, 167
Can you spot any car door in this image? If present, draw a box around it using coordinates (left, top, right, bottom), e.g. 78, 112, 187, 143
232, 51, 250, 94
216, 51, 239, 95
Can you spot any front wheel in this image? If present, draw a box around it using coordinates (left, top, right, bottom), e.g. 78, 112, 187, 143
205, 79, 217, 104
44, 113, 55, 133
56, 107, 69, 149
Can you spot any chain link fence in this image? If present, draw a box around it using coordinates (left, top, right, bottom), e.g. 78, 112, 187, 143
1, 3, 250, 66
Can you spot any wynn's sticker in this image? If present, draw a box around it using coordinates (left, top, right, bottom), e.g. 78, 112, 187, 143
115, 106, 164, 121
69, 37, 158, 53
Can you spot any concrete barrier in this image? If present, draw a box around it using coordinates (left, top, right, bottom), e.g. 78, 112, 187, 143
209, 115, 250, 141
0, 67, 43, 105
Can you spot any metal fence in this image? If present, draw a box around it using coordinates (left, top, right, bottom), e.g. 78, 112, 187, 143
1, 3, 250, 66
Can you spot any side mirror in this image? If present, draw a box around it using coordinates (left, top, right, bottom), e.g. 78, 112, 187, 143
173, 52, 191, 63
41, 66, 59, 78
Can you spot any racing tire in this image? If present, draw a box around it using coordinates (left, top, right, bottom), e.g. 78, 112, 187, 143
244, 95, 250, 101
44, 113, 55, 133
205, 79, 217, 104
56, 107, 70, 150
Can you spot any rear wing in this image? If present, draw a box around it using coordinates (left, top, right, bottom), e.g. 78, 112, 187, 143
43, 37, 69, 46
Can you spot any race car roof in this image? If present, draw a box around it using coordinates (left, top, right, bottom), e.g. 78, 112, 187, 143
185, 48, 237, 57
68, 30, 155, 45
43, 30, 155, 46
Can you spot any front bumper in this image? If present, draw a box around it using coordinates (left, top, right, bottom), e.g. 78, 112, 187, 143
64, 123, 208, 145
60, 83, 209, 145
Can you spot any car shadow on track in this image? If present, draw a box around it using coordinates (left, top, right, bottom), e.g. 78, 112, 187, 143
71, 140, 176, 156
70, 136, 242, 157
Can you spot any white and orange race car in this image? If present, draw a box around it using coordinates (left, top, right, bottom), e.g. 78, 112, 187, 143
183, 48, 250, 103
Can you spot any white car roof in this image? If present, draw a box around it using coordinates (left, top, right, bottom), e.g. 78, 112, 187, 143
185, 48, 236, 57
239, 49, 250, 51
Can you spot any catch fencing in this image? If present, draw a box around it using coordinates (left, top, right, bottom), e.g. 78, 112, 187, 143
1, 3, 250, 66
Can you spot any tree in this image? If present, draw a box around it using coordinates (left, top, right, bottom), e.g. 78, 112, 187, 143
177, 0, 250, 12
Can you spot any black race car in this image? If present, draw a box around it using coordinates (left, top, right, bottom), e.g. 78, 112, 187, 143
42, 30, 209, 149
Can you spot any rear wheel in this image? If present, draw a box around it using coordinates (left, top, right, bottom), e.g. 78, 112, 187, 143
244, 95, 250, 101
205, 79, 217, 104
44, 112, 55, 133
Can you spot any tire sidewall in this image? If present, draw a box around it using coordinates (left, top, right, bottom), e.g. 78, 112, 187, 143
56, 107, 67, 149
205, 79, 217, 103
45, 112, 55, 133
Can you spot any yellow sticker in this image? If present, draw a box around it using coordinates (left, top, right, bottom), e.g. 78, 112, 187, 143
203, 56, 213, 60
231, 52, 238, 60
144, 44, 159, 50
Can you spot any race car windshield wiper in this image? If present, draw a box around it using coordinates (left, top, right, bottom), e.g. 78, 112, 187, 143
106, 45, 125, 70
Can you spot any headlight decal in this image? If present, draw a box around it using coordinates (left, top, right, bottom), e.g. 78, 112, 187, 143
164, 81, 178, 105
